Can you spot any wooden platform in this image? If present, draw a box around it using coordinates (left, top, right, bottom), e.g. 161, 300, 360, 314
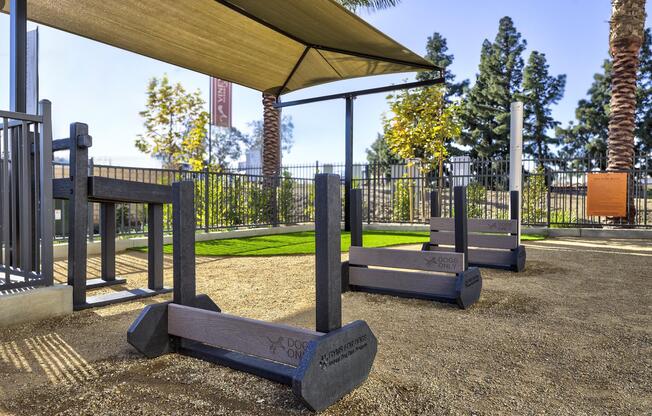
76, 287, 173, 310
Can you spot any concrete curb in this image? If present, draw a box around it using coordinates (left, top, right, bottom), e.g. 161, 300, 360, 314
0, 285, 72, 327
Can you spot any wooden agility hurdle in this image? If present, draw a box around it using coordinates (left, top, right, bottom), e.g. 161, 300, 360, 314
128, 174, 377, 412
342, 186, 482, 309
423, 190, 526, 272
52, 122, 172, 309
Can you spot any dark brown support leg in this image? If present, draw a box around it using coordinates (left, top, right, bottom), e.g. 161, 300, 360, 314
100, 202, 116, 281
68, 123, 91, 308
148, 203, 164, 291
315, 173, 342, 333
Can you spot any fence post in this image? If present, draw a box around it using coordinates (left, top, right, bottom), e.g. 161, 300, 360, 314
204, 166, 210, 233
87, 157, 94, 242
38, 99, 54, 285
454, 186, 468, 270
546, 171, 551, 227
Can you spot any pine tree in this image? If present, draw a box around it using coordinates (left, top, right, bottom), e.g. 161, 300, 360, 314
459, 17, 527, 158
521, 51, 566, 162
557, 61, 611, 164
558, 28, 652, 165
416, 32, 469, 99
635, 28, 652, 156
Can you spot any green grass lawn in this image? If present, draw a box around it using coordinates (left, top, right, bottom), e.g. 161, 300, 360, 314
134, 230, 544, 257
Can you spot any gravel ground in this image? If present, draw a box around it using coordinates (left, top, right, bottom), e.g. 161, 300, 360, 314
0, 237, 650, 415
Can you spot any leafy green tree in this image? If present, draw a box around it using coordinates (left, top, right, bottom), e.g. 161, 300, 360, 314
460, 17, 527, 158
209, 126, 249, 171
336, 0, 400, 11
247, 116, 294, 155
521, 51, 566, 162
557, 60, 611, 164
366, 133, 404, 178
135, 75, 209, 170
383, 86, 462, 173
635, 28, 652, 157
417, 32, 469, 100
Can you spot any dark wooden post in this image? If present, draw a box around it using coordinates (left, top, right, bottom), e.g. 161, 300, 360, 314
350, 188, 363, 247
430, 190, 440, 218
173, 181, 195, 306
510, 190, 520, 242
68, 123, 92, 307
315, 174, 342, 333
100, 202, 116, 281
454, 186, 468, 270
148, 203, 164, 290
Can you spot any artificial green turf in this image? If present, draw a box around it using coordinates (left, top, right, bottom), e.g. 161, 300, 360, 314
134, 230, 544, 257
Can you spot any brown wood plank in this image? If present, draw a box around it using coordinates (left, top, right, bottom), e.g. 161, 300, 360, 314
168, 304, 322, 367
349, 246, 464, 273
430, 217, 517, 233
349, 267, 456, 297
430, 233, 518, 249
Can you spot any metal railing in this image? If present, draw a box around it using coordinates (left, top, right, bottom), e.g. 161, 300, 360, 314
0, 102, 54, 291
51, 154, 652, 241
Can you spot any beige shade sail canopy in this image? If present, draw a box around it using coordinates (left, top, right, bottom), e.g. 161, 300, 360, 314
0, 0, 439, 95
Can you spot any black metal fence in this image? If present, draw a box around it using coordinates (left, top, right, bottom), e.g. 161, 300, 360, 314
52, 154, 652, 240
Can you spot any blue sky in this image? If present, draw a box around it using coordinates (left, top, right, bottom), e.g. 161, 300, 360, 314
1, 1, 651, 167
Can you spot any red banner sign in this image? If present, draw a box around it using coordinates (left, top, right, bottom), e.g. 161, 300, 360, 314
211, 78, 232, 128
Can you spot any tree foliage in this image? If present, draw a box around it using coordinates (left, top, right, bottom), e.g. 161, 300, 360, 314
417, 32, 469, 100
383, 86, 461, 172
247, 116, 295, 154
135, 75, 209, 170
209, 126, 249, 171
558, 28, 652, 163
336, 0, 401, 11
459, 17, 527, 158
521, 51, 566, 160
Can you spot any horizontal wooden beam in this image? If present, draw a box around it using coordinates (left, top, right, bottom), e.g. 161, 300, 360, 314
349, 267, 456, 298
349, 246, 464, 273
52, 138, 71, 152
53, 177, 173, 204
429, 233, 518, 250
168, 304, 322, 367
430, 218, 518, 234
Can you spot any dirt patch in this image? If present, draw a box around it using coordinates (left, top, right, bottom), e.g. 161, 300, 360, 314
0, 238, 650, 415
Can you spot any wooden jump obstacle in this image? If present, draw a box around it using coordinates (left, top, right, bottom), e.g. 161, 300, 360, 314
342, 186, 482, 309
52, 122, 172, 309
128, 174, 377, 412
423, 190, 526, 272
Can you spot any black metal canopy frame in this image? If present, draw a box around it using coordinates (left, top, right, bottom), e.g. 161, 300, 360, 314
274, 77, 444, 230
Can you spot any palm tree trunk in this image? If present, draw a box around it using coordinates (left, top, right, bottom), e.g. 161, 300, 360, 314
608, 0, 646, 224
262, 93, 281, 225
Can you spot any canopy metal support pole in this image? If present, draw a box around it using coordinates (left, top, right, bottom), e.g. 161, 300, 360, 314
344, 96, 354, 231
10, 0, 27, 113
275, 78, 444, 232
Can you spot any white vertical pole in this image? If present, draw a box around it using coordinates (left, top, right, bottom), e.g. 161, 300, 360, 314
510, 102, 523, 241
